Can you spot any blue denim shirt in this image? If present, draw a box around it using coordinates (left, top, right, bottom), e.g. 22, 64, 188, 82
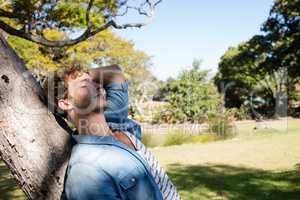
64, 135, 163, 200
104, 81, 142, 140
64, 81, 160, 199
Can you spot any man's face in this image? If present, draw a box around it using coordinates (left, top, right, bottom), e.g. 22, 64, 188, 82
65, 71, 107, 114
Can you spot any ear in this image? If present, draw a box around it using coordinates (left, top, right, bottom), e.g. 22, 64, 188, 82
58, 99, 73, 111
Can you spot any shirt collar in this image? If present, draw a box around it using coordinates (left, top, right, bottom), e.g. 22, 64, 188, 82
72, 134, 152, 175
72, 134, 134, 154
72, 135, 116, 145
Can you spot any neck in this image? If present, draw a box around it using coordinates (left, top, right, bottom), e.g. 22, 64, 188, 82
75, 112, 112, 136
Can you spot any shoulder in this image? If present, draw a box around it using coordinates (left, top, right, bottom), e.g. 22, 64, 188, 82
68, 143, 143, 177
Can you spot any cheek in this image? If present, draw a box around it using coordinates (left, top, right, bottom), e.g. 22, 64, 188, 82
74, 88, 92, 107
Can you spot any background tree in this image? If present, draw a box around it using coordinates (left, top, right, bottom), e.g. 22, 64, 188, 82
0, 0, 162, 199
215, 0, 299, 118
7, 29, 157, 107
155, 60, 221, 123
0, 0, 162, 46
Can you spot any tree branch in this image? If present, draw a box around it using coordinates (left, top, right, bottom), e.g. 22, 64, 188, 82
0, 8, 18, 18
0, 18, 144, 47
85, 0, 94, 29
0, 0, 163, 47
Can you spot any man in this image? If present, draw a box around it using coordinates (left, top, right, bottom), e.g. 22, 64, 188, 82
46, 64, 163, 200
88, 65, 181, 200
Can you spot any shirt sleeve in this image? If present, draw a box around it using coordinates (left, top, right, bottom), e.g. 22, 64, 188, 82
104, 81, 129, 121
65, 163, 121, 200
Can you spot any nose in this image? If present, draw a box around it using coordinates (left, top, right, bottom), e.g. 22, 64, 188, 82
101, 88, 106, 96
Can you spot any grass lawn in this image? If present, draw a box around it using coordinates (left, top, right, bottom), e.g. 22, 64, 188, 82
0, 162, 25, 199
167, 164, 300, 200
151, 118, 300, 200
1, 118, 300, 199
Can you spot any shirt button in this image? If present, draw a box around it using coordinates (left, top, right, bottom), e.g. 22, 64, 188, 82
131, 178, 135, 182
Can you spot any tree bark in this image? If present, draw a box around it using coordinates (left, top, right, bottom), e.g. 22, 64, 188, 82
0, 33, 72, 199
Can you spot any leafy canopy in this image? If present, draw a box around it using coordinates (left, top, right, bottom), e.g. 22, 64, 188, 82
215, 0, 299, 113
0, 0, 162, 46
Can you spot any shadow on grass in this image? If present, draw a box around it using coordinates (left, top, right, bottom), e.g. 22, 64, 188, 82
1, 160, 300, 200
0, 161, 25, 200
168, 163, 300, 200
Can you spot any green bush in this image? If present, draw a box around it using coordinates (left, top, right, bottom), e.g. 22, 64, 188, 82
208, 114, 237, 139
141, 132, 166, 147
163, 130, 220, 146
163, 130, 191, 146
154, 60, 221, 124
142, 133, 157, 147
226, 105, 251, 120
142, 133, 152, 147
190, 134, 218, 144
153, 106, 188, 124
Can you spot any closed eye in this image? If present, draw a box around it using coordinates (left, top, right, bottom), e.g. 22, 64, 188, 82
80, 78, 90, 83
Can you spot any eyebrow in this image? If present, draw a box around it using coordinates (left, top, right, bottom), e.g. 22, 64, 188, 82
79, 78, 90, 82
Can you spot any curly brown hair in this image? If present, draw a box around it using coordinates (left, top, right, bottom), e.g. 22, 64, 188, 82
43, 62, 87, 117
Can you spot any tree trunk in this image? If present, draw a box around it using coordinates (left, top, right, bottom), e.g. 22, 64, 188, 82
0, 34, 72, 199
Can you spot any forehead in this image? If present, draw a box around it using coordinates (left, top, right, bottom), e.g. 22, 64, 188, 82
64, 69, 87, 84
64, 69, 80, 81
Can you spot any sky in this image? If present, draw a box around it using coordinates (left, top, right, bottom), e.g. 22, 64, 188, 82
114, 0, 275, 81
